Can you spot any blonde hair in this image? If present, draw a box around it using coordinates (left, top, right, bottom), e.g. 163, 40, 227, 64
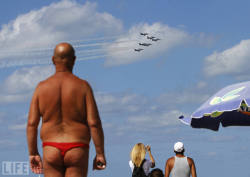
130, 143, 146, 167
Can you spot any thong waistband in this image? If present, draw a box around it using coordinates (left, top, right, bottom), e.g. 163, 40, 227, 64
43, 142, 89, 157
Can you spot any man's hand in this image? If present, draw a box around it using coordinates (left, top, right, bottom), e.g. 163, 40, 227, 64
29, 155, 43, 174
145, 145, 151, 152
93, 154, 106, 170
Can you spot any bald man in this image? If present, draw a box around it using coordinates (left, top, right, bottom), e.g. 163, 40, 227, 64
27, 43, 106, 177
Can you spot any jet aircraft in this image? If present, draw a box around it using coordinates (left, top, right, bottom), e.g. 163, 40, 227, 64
139, 43, 152, 46
147, 36, 155, 40
152, 38, 161, 41
134, 48, 144, 52
140, 33, 148, 36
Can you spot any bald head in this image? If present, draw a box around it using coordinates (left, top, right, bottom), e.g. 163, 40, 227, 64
53, 42, 75, 59
52, 43, 76, 71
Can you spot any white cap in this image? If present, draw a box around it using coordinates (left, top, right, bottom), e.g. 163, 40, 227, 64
174, 142, 184, 152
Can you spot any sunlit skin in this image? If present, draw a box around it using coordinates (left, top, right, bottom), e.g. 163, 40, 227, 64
165, 151, 197, 177
26, 43, 106, 177
145, 145, 156, 168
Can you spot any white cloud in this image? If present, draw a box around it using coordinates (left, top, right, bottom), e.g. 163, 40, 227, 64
204, 39, 250, 77
111, 109, 183, 136
128, 110, 182, 128
95, 84, 211, 135
0, 112, 5, 123
3, 65, 53, 94
7, 114, 28, 131
156, 90, 210, 109
104, 22, 191, 66
0, 93, 31, 104
0, 0, 214, 68
195, 32, 217, 47
196, 81, 207, 89
207, 151, 217, 157
0, 0, 123, 67
0, 65, 53, 103
95, 92, 148, 116
95, 91, 187, 135
0, 140, 17, 147
209, 135, 236, 142
8, 123, 26, 131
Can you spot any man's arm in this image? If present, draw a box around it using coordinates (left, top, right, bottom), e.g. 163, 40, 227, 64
189, 158, 197, 177
85, 82, 106, 170
26, 86, 42, 174
165, 159, 171, 177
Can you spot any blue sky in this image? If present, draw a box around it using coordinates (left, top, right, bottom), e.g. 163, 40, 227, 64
0, 0, 250, 176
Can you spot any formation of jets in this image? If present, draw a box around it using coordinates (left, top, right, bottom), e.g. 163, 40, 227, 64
134, 32, 161, 52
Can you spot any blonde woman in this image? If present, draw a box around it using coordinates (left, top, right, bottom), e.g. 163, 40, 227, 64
129, 143, 155, 177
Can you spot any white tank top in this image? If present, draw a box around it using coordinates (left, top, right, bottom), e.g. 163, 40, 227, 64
171, 156, 190, 177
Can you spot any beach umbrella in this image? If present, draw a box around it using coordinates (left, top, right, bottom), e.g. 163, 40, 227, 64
179, 81, 250, 131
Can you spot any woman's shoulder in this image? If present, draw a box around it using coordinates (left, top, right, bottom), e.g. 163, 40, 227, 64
129, 160, 134, 167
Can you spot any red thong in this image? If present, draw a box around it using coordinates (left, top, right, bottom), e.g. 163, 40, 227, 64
43, 142, 89, 157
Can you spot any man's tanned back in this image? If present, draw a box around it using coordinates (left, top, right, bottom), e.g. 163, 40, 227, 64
38, 72, 92, 143
27, 43, 106, 177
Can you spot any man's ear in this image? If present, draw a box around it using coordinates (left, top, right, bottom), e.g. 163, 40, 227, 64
72, 56, 76, 65
52, 56, 55, 65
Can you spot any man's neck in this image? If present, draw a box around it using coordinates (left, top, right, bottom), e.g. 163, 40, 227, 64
55, 65, 72, 73
176, 154, 185, 157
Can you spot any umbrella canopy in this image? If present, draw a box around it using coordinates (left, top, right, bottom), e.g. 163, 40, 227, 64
179, 81, 250, 131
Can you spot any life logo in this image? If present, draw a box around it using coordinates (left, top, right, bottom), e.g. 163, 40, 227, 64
209, 86, 245, 105
2, 161, 29, 175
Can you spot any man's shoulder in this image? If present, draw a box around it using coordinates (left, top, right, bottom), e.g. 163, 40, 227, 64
166, 156, 175, 163
166, 156, 175, 169
79, 79, 93, 91
187, 157, 194, 161
168, 156, 175, 160
79, 78, 90, 86
187, 157, 195, 165
70, 76, 94, 93
36, 76, 53, 87
70, 75, 90, 85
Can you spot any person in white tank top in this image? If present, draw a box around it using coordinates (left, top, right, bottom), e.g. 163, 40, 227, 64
164, 142, 197, 177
